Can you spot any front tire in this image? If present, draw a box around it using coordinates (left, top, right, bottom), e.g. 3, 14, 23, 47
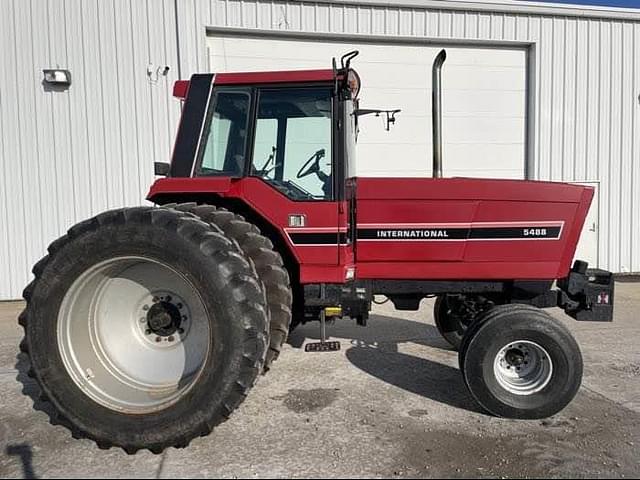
460, 304, 583, 419
20, 207, 269, 453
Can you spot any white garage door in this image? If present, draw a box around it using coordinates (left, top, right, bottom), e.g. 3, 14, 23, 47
207, 35, 527, 179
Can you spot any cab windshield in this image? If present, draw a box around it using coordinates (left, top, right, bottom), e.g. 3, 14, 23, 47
251, 87, 333, 201
195, 85, 336, 201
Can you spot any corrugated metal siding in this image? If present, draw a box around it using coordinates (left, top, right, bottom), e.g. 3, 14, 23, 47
1, 0, 639, 299
178, 0, 639, 274
0, 0, 181, 299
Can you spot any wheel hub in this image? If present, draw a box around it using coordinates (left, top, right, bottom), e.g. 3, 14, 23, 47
504, 348, 525, 367
493, 340, 553, 396
147, 301, 182, 336
57, 256, 210, 413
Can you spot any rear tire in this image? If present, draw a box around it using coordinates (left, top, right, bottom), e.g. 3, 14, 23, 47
164, 203, 292, 371
20, 207, 269, 453
460, 304, 582, 419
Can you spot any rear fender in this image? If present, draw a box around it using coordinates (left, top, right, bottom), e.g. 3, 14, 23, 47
147, 177, 233, 202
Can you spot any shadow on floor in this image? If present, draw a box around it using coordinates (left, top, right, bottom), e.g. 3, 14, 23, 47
5, 443, 38, 479
287, 313, 451, 350
287, 313, 483, 414
345, 341, 481, 413
15, 352, 60, 432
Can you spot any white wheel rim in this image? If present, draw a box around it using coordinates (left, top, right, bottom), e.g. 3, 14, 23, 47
493, 340, 553, 396
57, 256, 210, 414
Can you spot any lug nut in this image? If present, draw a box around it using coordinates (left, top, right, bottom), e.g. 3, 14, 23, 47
155, 336, 162, 343
168, 336, 175, 342
145, 329, 152, 335
178, 328, 185, 334
177, 303, 183, 309
166, 295, 172, 302
140, 317, 146, 323
142, 305, 149, 311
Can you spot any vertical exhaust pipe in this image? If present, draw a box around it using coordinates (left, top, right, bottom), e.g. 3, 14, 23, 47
432, 49, 446, 178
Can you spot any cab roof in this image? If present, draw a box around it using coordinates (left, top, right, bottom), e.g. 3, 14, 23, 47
173, 69, 339, 99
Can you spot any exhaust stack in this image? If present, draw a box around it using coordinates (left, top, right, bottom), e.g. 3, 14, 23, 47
432, 49, 446, 178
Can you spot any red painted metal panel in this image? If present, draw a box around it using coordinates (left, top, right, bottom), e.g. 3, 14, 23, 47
148, 177, 233, 196
462, 201, 577, 263
300, 265, 351, 284
214, 69, 337, 86
148, 177, 343, 271
148, 175, 593, 283
233, 178, 341, 266
355, 177, 587, 203
354, 178, 593, 280
173, 70, 337, 99
357, 200, 477, 262
173, 80, 189, 99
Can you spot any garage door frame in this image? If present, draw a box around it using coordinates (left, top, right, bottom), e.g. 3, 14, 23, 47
205, 26, 536, 179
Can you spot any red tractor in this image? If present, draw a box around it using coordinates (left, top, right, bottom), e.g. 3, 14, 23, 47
20, 51, 614, 453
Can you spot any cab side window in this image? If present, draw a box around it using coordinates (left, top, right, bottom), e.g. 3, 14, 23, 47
198, 90, 251, 176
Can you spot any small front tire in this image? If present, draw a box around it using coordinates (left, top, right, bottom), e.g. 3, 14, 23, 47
460, 304, 583, 419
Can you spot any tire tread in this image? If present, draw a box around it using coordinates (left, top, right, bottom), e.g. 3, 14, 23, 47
163, 203, 292, 371
19, 206, 268, 453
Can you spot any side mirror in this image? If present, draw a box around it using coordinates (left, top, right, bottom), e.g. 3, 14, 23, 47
353, 108, 401, 131
154, 162, 170, 176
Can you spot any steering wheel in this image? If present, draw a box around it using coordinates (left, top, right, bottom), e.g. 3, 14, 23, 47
296, 149, 326, 179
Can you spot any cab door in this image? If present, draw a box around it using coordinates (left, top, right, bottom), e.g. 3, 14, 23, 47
248, 86, 341, 268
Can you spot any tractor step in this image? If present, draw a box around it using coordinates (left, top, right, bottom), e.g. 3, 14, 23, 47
305, 341, 341, 352
305, 302, 341, 351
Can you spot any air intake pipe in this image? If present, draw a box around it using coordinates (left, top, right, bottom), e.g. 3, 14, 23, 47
432, 49, 446, 178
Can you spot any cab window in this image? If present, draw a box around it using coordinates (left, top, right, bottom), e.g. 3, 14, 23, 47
198, 90, 251, 176
251, 87, 333, 201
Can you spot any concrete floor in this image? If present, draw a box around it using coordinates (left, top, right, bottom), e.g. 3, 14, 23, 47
0, 282, 639, 478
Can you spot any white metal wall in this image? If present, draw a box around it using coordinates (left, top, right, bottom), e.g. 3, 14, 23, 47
1, 0, 639, 299
207, 36, 528, 179
0, 0, 181, 300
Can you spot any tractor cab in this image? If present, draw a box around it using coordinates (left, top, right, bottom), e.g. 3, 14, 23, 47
161, 56, 362, 205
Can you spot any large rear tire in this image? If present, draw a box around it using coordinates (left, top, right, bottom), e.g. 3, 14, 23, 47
460, 304, 582, 419
19, 207, 269, 453
163, 203, 292, 371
